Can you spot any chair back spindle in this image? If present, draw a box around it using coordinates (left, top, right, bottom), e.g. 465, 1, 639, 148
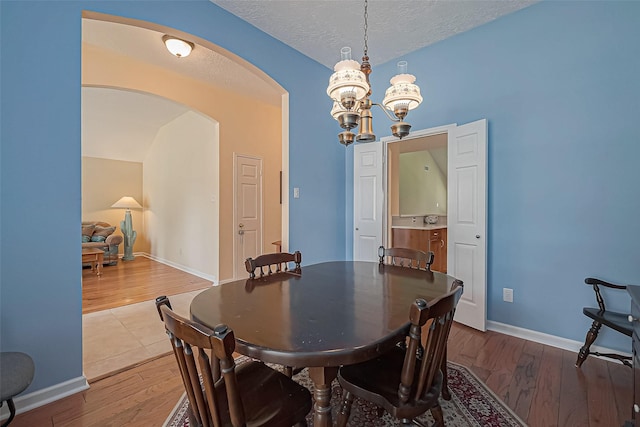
378, 246, 434, 271
245, 251, 302, 279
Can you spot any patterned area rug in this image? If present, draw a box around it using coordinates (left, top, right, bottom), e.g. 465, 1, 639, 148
164, 357, 527, 426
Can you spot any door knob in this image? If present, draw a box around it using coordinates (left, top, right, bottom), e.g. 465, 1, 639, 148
475, 234, 480, 239
238, 223, 244, 235
355, 227, 359, 231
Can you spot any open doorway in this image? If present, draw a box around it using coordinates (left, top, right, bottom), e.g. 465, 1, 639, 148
385, 133, 448, 273
81, 14, 287, 380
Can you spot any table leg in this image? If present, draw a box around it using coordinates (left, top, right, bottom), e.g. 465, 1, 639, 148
96, 253, 103, 276
308, 366, 338, 427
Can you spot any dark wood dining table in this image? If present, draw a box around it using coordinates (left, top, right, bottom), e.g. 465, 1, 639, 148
190, 260, 459, 426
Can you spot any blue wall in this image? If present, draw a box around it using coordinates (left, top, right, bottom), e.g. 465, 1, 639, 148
354, 1, 640, 350
0, 0, 341, 393
2, 0, 639, 398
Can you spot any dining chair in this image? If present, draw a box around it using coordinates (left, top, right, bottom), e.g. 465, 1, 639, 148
244, 250, 303, 377
378, 246, 435, 271
155, 296, 312, 427
575, 277, 632, 368
335, 283, 463, 427
245, 251, 302, 279
378, 245, 434, 371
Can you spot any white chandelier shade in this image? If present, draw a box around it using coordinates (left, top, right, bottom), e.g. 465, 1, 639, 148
382, 73, 423, 112
326, 47, 369, 104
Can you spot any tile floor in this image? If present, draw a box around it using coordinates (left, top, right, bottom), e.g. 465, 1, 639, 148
82, 290, 202, 381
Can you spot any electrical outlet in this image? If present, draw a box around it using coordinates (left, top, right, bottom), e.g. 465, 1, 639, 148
293, 187, 300, 199
503, 288, 513, 303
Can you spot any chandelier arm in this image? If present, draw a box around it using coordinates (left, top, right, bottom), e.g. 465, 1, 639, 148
371, 102, 401, 122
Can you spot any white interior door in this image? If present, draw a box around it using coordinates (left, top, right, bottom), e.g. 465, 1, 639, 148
448, 119, 487, 331
353, 143, 384, 261
234, 154, 263, 279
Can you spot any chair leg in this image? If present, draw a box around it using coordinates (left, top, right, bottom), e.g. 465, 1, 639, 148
336, 391, 354, 427
1, 399, 16, 427
430, 403, 445, 427
283, 366, 293, 377
576, 320, 602, 368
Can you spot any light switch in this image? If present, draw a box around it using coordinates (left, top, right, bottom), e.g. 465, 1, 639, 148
293, 187, 300, 199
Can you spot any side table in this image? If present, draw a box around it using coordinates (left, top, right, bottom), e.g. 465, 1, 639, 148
82, 247, 104, 276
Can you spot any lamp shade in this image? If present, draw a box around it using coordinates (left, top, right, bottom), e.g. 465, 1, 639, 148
327, 47, 369, 106
111, 196, 142, 210
382, 61, 423, 116
382, 74, 423, 111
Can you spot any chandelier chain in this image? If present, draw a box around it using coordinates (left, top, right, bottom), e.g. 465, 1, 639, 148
363, 0, 369, 56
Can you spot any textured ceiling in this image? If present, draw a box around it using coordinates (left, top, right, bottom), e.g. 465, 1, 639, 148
211, 0, 538, 68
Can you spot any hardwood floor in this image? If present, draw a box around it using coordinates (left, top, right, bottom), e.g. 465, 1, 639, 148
447, 324, 632, 426
15, 259, 632, 425
82, 256, 212, 314
12, 321, 632, 426
11, 354, 185, 427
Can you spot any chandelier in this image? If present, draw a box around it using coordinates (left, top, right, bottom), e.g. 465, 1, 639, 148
327, 0, 423, 146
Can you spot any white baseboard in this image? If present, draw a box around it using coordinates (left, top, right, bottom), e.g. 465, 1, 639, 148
486, 320, 632, 361
140, 253, 218, 285
0, 376, 88, 421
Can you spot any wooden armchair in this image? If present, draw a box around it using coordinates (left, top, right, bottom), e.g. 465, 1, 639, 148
378, 246, 434, 271
245, 251, 302, 279
576, 277, 632, 368
378, 246, 435, 368
336, 283, 463, 427
155, 296, 312, 427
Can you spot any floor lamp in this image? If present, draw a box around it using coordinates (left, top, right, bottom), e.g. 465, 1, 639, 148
111, 196, 142, 261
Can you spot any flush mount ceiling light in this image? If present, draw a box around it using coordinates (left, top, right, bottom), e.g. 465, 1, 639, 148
327, 0, 423, 147
162, 35, 194, 58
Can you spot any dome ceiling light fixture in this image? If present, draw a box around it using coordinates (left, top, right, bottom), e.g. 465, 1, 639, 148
162, 35, 194, 58
327, 0, 423, 147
